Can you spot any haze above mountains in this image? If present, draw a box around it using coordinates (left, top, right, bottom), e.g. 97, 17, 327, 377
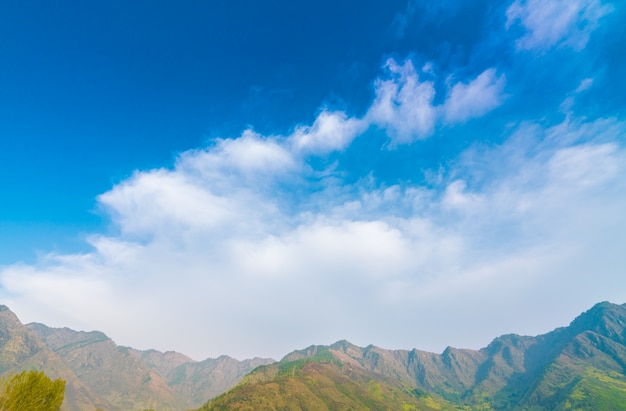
1, 301, 625, 410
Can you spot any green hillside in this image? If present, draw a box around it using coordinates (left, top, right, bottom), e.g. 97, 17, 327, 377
198, 355, 458, 411
201, 302, 626, 411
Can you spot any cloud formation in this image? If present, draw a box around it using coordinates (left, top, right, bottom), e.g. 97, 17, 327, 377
367, 59, 506, 144
291, 110, 366, 154
506, 0, 613, 50
444, 69, 507, 123
367, 59, 438, 142
2, 108, 624, 359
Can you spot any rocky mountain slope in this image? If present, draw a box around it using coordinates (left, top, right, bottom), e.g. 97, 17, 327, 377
199, 302, 626, 410
0, 305, 274, 410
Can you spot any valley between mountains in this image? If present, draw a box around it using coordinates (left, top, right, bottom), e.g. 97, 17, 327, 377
1, 302, 625, 410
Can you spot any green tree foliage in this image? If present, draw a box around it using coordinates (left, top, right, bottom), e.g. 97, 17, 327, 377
0, 370, 65, 411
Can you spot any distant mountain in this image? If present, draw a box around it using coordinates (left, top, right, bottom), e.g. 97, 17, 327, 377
198, 302, 626, 410
0, 305, 274, 410
27, 322, 183, 410
0, 306, 110, 410
125, 346, 274, 407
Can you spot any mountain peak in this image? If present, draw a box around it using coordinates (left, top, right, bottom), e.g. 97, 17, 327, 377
584, 301, 620, 316
329, 339, 358, 351
568, 301, 626, 343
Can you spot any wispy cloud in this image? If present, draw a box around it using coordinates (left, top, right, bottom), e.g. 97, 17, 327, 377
443, 69, 507, 123
367, 59, 506, 144
506, 0, 613, 51
367, 59, 438, 143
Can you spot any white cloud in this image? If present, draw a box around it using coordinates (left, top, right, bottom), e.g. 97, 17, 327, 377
2, 114, 624, 359
442, 180, 484, 211
178, 130, 297, 184
575, 77, 594, 93
367, 59, 437, 143
506, 0, 613, 51
99, 170, 237, 237
548, 143, 619, 188
443, 69, 507, 123
291, 110, 366, 154
367, 60, 506, 144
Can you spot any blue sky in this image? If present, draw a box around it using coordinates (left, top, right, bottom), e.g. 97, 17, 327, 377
1, 0, 625, 360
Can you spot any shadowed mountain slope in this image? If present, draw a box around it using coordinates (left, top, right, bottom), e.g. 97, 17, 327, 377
28, 322, 183, 410
28, 322, 275, 410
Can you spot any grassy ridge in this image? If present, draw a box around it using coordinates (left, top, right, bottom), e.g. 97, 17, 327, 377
198, 356, 457, 411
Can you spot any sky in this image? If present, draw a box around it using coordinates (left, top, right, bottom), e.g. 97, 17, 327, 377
0, 0, 625, 361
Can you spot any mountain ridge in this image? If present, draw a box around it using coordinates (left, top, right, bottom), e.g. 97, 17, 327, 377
1, 301, 626, 410
0, 305, 275, 410
202, 301, 626, 410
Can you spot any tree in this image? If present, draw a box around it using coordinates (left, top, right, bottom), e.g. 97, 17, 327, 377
0, 370, 65, 411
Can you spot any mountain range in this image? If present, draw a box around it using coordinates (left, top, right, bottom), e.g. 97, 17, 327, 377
0, 305, 272, 410
1, 302, 626, 410
201, 301, 626, 410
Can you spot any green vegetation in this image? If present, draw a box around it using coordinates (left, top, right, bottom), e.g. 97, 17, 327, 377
0, 370, 65, 411
197, 359, 457, 411
565, 368, 626, 410
519, 364, 626, 411
276, 349, 338, 376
